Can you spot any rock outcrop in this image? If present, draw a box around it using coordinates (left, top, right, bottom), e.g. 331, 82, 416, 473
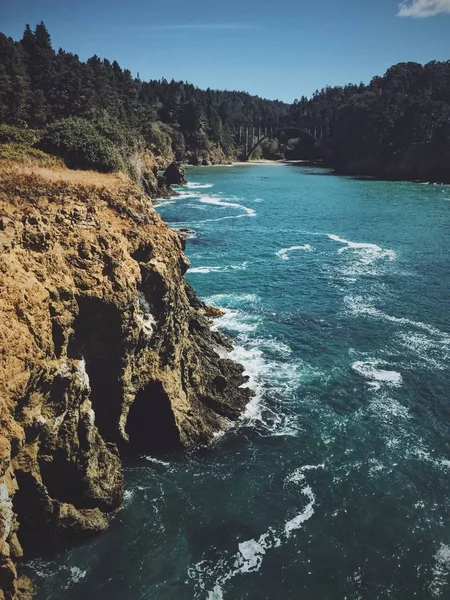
0, 163, 252, 599
163, 161, 186, 186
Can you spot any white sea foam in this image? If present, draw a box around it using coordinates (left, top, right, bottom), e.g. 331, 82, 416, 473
68, 566, 87, 585
344, 295, 450, 339
430, 544, 450, 598
284, 486, 316, 537
328, 234, 396, 260
396, 332, 449, 371
154, 199, 176, 207
276, 245, 313, 260
369, 394, 411, 422
144, 456, 170, 467
204, 293, 259, 306
123, 489, 135, 505
186, 182, 214, 189
328, 234, 396, 277
184, 194, 257, 224
174, 190, 199, 200
202, 293, 309, 436
199, 195, 256, 216
26, 559, 87, 590
352, 359, 403, 390
188, 464, 323, 598
188, 262, 248, 274
410, 447, 450, 473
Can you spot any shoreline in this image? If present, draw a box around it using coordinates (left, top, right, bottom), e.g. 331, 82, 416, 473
188, 159, 284, 168
188, 159, 325, 168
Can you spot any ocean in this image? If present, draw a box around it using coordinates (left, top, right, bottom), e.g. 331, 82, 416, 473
27, 164, 450, 599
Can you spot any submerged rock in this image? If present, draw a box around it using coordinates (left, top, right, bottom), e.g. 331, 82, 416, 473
0, 163, 252, 598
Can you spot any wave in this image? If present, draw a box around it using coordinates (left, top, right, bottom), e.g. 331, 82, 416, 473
430, 544, 450, 598
188, 262, 248, 274
351, 359, 403, 390
26, 559, 87, 591
276, 245, 313, 260
175, 190, 199, 200
203, 292, 321, 437
194, 195, 256, 223
396, 332, 449, 371
186, 182, 214, 189
199, 196, 256, 216
188, 465, 324, 599
204, 293, 259, 306
154, 199, 176, 207
328, 233, 396, 265
144, 456, 170, 467
344, 295, 450, 339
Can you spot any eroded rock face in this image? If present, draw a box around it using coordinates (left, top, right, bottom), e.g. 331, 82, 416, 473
0, 165, 252, 599
163, 161, 187, 186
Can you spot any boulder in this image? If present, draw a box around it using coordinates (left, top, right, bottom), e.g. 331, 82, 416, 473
163, 161, 186, 186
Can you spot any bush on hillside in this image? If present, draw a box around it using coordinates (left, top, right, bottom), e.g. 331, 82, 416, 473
0, 124, 41, 145
0, 142, 63, 167
40, 117, 126, 172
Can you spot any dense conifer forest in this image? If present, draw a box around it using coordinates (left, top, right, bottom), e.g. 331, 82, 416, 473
1, 22, 449, 181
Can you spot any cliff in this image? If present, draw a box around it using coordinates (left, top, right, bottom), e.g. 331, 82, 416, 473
0, 162, 252, 599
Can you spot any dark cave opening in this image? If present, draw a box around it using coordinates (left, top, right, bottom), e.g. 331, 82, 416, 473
68, 296, 123, 444
125, 381, 181, 455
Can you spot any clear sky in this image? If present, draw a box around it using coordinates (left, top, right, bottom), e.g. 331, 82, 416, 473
1, 0, 449, 102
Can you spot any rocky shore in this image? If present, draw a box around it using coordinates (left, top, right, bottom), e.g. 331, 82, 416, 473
0, 162, 252, 599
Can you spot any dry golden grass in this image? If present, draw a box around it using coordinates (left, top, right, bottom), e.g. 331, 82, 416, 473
14, 163, 130, 189
0, 156, 156, 227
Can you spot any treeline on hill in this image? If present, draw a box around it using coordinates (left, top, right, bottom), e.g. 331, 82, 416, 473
287, 61, 450, 182
1, 22, 449, 183
0, 21, 288, 178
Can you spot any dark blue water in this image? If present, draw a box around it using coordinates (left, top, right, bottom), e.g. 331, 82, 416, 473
28, 165, 450, 599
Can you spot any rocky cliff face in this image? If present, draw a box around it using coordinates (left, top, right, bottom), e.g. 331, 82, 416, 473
0, 163, 252, 599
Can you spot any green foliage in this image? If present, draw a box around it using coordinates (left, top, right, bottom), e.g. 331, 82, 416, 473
40, 117, 125, 172
289, 60, 450, 178
0, 141, 62, 166
260, 138, 284, 160
0, 22, 290, 166
1, 22, 449, 178
142, 121, 173, 156
0, 123, 40, 144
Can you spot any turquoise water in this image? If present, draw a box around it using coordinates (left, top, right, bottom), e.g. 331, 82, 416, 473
28, 165, 450, 599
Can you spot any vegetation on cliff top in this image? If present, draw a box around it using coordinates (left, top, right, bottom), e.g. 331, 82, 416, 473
0, 22, 449, 180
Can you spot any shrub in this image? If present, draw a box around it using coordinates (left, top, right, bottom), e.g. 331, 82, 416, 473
0, 142, 63, 167
0, 124, 41, 145
40, 117, 126, 172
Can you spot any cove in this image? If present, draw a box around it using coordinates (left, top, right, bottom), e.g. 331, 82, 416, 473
26, 164, 450, 600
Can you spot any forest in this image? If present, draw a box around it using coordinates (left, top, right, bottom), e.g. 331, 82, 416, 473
1, 22, 449, 181
288, 61, 450, 181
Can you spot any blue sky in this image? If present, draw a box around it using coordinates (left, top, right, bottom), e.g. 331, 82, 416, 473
1, 0, 449, 102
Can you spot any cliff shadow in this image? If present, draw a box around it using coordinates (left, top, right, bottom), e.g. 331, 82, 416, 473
68, 296, 123, 443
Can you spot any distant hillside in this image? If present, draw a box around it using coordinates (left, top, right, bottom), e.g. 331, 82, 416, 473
286, 61, 450, 182
1, 22, 449, 181
0, 22, 289, 167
